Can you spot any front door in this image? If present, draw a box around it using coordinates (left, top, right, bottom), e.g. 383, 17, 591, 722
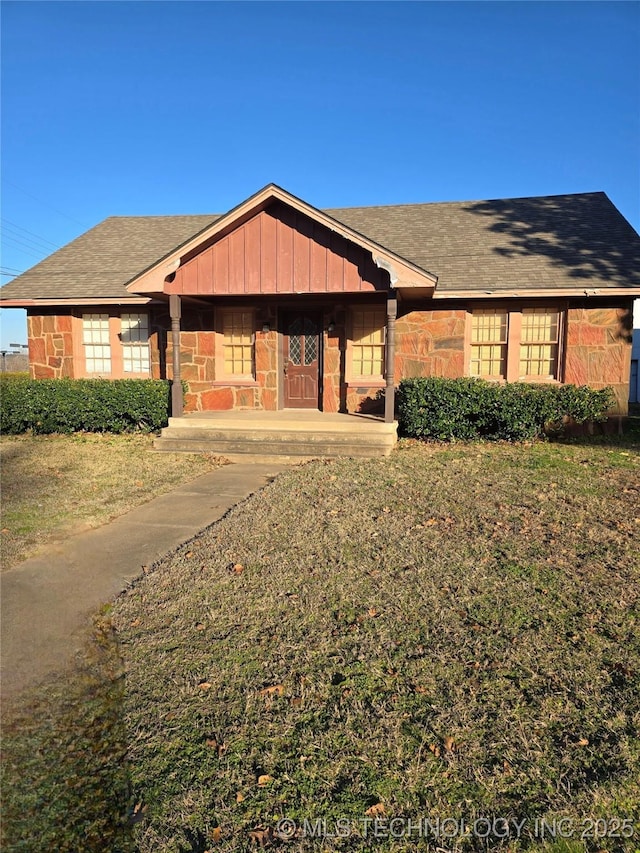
283, 312, 320, 408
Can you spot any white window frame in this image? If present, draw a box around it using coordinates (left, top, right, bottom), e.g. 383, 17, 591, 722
470, 308, 508, 380
82, 314, 112, 375
121, 313, 151, 375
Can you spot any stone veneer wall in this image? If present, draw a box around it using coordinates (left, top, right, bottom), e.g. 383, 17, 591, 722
322, 308, 468, 415
321, 306, 352, 413
345, 383, 385, 414
161, 306, 280, 412
330, 306, 469, 416
321, 322, 341, 413
24, 301, 634, 417
27, 312, 74, 379
320, 307, 385, 414
564, 303, 633, 415
394, 308, 467, 380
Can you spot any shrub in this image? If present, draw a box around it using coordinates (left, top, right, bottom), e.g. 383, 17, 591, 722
0, 377, 172, 434
397, 377, 615, 441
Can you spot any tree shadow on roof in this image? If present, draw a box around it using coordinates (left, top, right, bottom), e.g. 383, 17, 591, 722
464, 193, 640, 288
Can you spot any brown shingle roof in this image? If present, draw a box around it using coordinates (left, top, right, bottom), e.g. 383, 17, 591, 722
2, 191, 639, 301
327, 192, 640, 292
0, 214, 219, 300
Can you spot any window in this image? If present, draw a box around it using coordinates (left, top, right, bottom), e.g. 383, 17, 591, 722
81, 312, 151, 377
519, 308, 560, 379
468, 306, 563, 382
82, 314, 111, 374
121, 313, 151, 374
352, 307, 385, 378
470, 309, 508, 378
222, 310, 254, 377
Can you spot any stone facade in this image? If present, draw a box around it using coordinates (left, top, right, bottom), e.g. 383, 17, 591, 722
174, 327, 280, 412
323, 306, 386, 414
322, 325, 341, 413
319, 307, 469, 415
160, 306, 281, 412
564, 302, 633, 414
24, 301, 634, 416
395, 308, 467, 381
27, 312, 75, 379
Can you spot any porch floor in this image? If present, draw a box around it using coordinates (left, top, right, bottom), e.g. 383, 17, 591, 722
156, 410, 398, 459
178, 409, 391, 429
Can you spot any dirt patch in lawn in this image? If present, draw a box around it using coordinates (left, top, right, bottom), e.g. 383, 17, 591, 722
2, 438, 640, 852
0, 433, 226, 571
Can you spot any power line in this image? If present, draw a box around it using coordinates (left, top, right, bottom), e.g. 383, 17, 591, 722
0, 246, 44, 266
3, 179, 88, 227
1, 218, 61, 250
0, 266, 25, 274
1, 227, 58, 256
2, 234, 48, 261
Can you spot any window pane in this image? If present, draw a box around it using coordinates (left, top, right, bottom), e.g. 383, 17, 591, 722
470, 344, 507, 377
303, 318, 317, 365
122, 313, 151, 374
470, 310, 508, 378
352, 307, 385, 377
471, 310, 508, 344
521, 308, 558, 344
223, 311, 253, 376
83, 314, 111, 374
520, 309, 559, 378
121, 313, 149, 343
288, 318, 302, 365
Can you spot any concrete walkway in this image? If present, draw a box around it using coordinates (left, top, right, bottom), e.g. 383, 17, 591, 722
1, 462, 287, 699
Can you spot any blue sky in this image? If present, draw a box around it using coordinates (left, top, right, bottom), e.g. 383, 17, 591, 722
1, 0, 639, 347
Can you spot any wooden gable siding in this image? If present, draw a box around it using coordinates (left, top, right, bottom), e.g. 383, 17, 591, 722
167, 202, 387, 295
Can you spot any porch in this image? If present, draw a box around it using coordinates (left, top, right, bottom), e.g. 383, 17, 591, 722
154, 410, 398, 460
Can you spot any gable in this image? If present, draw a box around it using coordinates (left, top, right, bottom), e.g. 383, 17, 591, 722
166, 202, 388, 296
128, 184, 437, 296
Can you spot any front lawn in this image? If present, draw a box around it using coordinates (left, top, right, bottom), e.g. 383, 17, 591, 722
2, 438, 639, 852
0, 433, 226, 571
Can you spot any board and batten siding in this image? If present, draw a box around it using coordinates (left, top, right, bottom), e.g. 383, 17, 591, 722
167, 203, 387, 296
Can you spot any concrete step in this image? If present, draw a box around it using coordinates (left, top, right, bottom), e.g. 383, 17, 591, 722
157, 426, 396, 445
164, 415, 397, 435
154, 436, 395, 458
156, 413, 398, 459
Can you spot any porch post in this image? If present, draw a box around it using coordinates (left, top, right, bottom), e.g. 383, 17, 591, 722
384, 294, 397, 423
169, 294, 183, 417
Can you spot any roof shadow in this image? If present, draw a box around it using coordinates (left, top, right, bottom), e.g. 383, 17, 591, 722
464, 193, 640, 289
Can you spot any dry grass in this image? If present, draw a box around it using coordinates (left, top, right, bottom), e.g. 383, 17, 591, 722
0, 433, 226, 571
1, 613, 135, 852
2, 436, 639, 852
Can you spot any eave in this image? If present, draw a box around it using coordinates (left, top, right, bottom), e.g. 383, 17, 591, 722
0, 296, 153, 308
432, 287, 640, 299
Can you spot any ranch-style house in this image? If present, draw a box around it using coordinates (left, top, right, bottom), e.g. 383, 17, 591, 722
1, 184, 639, 453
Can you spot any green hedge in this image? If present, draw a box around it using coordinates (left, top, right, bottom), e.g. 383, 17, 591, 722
397, 377, 615, 441
0, 377, 172, 434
